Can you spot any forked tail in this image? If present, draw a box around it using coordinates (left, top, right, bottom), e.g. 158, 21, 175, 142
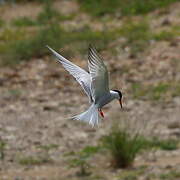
71, 104, 101, 127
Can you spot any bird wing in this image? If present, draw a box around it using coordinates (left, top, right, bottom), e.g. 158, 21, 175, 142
88, 45, 109, 103
47, 46, 93, 102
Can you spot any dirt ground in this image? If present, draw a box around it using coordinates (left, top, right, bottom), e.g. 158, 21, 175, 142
0, 1, 180, 180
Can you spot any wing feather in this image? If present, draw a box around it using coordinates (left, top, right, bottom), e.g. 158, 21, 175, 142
88, 45, 109, 102
47, 46, 93, 102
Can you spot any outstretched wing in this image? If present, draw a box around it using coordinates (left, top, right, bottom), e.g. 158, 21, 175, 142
47, 46, 93, 102
88, 45, 109, 103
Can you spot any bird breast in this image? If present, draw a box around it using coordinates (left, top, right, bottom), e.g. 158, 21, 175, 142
96, 93, 114, 108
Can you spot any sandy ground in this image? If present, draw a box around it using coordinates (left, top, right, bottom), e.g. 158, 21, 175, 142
0, 1, 180, 179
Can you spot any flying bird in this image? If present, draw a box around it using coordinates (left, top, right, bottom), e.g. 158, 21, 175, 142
47, 45, 123, 126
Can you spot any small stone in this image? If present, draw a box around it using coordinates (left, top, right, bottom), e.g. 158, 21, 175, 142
161, 18, 171, 26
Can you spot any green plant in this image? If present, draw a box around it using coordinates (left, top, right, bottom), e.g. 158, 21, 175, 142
6, 24, 63, 64
1, 25, 118, 65
102, 124, 145, 168
12, 17, 37, 27
38, 144, 59, 151
131, 82, 180, 101
0, 18, 5, 27
159, 170, 180, 179
150, 83, 170, 100
0, 28, 27, 42
118, 166, 146, 180
68, 27, 117, 53
78, 0, 179, 17
68, 146, 100, 176
16, 0, 44, 3
154, 31, 175, 41
119, 20, 151, 56
146, 137, 179, 151
8, 89, 22, 98
131, 83, 146, 99
37, 0, 60, 24
0, 140, 6, 160
18, 155, 51, 165
154, 26, 180, 41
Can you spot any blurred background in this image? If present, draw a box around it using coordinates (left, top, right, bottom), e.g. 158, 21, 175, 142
0, 0, 180, 179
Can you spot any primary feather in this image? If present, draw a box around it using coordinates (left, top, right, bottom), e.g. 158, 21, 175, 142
46, 45, 93, 103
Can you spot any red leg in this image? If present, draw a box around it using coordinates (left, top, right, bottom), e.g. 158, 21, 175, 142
99, 109, 104, 118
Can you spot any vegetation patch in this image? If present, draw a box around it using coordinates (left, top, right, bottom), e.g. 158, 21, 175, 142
154, 26, 180, 41
0, 140, 6, 160
18, 155, 52, 166
117, 166, 146, 180
12, 17, 38, 27
118, 20, 151, 56
68, 145, 101, 176
131, 82, 180, 101
2, 24, 64, 65
0, 24, 119, 65
139, 137, 179, 151
0, 18, 5, 27
37, 0, 60, 24
102, 122, 179, 168
159, 170, 180, 179
77, 0, 179, 17
102, 124, 146, 168
0, 28, 28, 42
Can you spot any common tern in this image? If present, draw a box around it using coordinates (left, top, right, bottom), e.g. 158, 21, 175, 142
47, 45, 123, 126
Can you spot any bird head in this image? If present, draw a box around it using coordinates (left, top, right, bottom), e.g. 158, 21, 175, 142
112, 90, 123, 108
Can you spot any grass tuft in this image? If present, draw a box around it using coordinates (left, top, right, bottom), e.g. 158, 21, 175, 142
12, 17, 37, 27
102, 124, 145, 168
18, 156, 52, 166
0, 140, 6, 160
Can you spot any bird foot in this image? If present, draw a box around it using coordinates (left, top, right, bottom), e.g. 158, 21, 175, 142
99, 109, 104, 118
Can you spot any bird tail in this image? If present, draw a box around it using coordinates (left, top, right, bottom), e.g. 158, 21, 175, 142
71, 104, 101, 127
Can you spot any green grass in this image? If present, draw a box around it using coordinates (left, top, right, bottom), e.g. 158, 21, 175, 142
1, 16, 178, 66
12, 17, 38, 27
118, 20, 151, 56
3, 24, 64, 65
117, 166, 146, 180
37, 0, 60, 24
101, 122, 179, 168
0, 24, 119, 65
68, 145, 101, 176
38, 144, 59, 151
141, 137, 179, 151
150, 83, 170, 100
7, 89, 22, 98
0, 28, 28, 42
78, 0, 179, 17
0, 140, 6, 160
131, 82, 180, 101
16, 0, 44, 2
159, 170, 180, 179
0, 18, 5, 27
154, 26, 180, 41
18, 156, 52, 165
102, 125, 146, 168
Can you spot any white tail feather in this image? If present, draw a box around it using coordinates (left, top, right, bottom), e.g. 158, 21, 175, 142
71, 104, 101, 126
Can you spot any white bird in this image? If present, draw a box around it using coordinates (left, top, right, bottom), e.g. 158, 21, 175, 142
47, 45, 123, 126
